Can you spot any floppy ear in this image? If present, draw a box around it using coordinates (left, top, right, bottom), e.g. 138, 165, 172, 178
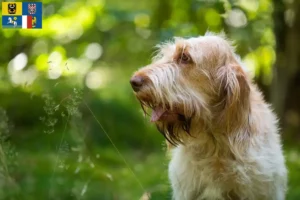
217, 62, 250, 132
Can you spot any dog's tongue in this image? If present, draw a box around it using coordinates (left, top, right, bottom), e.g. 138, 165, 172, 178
151, 106, 165, 122
151, 106, 178, 122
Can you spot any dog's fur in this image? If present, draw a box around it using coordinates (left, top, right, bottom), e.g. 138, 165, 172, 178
130, 32, 287, 200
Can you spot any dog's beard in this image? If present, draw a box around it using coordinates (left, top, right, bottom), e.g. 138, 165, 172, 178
139, 100, 193, 146
155, 117, 192, 146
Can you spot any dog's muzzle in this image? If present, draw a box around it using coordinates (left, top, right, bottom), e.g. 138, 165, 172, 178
130, 75, 145, 92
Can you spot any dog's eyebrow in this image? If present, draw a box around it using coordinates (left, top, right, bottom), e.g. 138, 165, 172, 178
180, 43, 187, 58
179, 43, 186, 62
172, 42, 194, 64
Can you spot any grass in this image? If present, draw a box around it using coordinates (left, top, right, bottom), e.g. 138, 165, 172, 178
10, 138, 170, 199
6, 131, 300, 200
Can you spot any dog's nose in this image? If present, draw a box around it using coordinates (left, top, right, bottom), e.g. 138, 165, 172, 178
130, 76, 144, 92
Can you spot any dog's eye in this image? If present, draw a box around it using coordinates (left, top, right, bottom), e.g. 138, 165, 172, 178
179, 53, 191, 64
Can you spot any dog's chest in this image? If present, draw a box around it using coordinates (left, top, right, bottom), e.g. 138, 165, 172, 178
168, 146, 245, 200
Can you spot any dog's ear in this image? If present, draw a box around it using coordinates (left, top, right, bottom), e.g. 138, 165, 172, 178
217, 62, 250, 132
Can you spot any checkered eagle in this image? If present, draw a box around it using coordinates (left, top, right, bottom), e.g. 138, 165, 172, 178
28, 3, 36, 15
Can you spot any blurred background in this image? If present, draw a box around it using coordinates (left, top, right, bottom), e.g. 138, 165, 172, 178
0, 0, 299, 199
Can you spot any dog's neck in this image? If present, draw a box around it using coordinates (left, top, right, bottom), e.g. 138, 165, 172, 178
178, 109, 253, 160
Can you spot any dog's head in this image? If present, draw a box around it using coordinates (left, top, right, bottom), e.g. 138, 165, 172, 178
130, 32, 250, 145
8, 3, 17, 14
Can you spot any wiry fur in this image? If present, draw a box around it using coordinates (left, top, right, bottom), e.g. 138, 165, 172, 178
130, 32, 287, 200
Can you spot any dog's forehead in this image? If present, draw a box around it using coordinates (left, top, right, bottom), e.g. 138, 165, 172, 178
174, 36, 202, 46
187, 36, 226, 45
172, 36, 227, 52
154, 35, 229, 61
186, 37, 203, 44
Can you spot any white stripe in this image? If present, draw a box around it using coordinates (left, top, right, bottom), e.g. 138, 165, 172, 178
22, 16, 27, 29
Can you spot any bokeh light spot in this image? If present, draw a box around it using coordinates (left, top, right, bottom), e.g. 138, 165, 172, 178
11, 53, 28, 71
85, 68, 109, 89
225, 9, 247, 28
85, 43, 103, 61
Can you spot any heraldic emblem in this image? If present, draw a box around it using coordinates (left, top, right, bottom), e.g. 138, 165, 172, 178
28, 3, 36, 15
8, 3, 17, 14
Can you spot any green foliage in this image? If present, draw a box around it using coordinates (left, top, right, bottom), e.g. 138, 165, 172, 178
0, 108, 20, 200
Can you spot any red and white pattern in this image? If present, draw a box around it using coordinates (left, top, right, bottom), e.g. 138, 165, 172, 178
28, 3, 36, 15
22, 15, 33, 29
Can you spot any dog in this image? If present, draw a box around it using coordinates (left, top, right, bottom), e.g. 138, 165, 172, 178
130, 32, 287, 200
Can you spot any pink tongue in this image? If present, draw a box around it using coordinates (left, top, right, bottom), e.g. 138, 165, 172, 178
151, 107, 166, 122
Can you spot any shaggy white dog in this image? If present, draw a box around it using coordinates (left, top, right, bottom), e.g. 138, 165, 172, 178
130, 32, 287, 200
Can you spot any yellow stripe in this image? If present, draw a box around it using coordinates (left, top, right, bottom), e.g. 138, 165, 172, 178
2, 2, 23, 15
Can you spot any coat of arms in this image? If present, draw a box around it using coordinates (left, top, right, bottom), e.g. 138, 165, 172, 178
28, 3, 36, 15
32, 17, 37, 28
8, 3, 16, 14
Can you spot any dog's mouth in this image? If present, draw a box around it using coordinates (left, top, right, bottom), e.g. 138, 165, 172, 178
150, 105, 184, 123
138, 98, 185, 123
136, 99, 193, 145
